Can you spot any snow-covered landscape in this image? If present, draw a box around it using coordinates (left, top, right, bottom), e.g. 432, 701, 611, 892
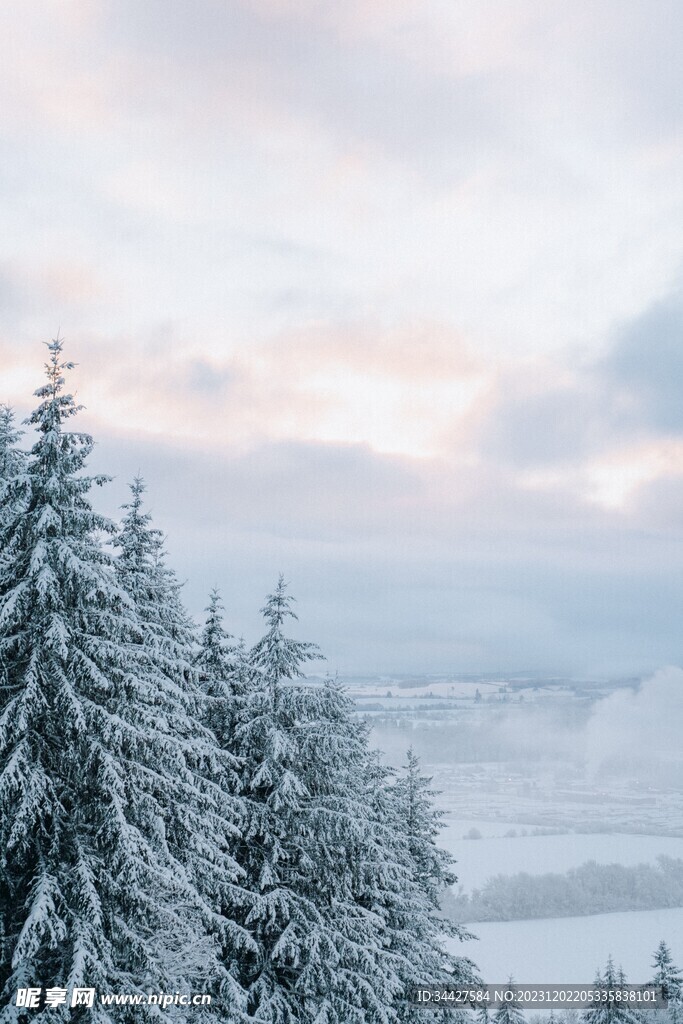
342, 676, 683, 986
3, 349, 681, 1021
3, 2, 683, 1021
449, 908, 683, 983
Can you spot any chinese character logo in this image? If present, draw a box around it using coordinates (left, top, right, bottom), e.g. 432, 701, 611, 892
71, 987, 96, 1008
45, 987, 68, 1007
15, 988, 41, 1008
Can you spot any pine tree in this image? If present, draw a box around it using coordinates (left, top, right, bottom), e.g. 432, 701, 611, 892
197, 589, 240, 683
0, 342, 250, 1021
0, 406, 25, 483
285, 679, 408, 1023
651, 941, 683, 1024
113, 475, 257, 1013
582, 960, 643, 1024
229, 576, 327, 1021
493, 980, 525, 1024
360, 752, 478, 1024
249, 574, 318, 713
652, 941, 682, 1002
230, 578, 478, 1022
393, 747, 457, 905
114, 476, 197, 677
196, 589, 248, 746
0, 405, 27, 548
391, 747, 478, 1021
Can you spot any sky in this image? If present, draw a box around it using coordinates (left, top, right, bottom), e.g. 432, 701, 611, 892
1, 0, 683, 676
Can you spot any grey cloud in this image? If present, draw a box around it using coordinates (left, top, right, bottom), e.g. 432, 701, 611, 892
186, 359, 235, 396
99, 0, 683, 183
104, 0, 509, 178
604, 288, 683, 433
81, 429, 683, 676
480, 383, 616, 467
630, 473, 683, 531
483, 283, 683, 468
88, 435, 423, 542
2, 2, 682, 678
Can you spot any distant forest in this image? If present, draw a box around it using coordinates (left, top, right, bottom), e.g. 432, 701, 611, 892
443, 856, 683, 922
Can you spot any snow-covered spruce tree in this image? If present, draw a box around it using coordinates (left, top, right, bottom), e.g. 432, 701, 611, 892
582, 960, 643, 1024
112, 474, 255, 998
361, 751, 479, 1024
651, 941, 682, 1024
493, 981, 525, 1024
0, 406, 25, 484
283, 677, 412, 1023
0, 342, 250, 1022
393, 747, 457, 906
195, 588, 249, 746
391, 747, 478, 1022
229, 577, 478, 1022
652, 941, 682, 1001
197, 590, 240, 682
249, 575, 317, 715
228, 578, 396, 1022
114, 476, 197, 675
228, 575, 329, 1021
0, 406, 27, 542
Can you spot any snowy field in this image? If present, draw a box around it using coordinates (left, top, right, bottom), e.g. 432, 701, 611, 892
449, 906, 683, 983
359, 678, 683, 987
440, 825, 683, 892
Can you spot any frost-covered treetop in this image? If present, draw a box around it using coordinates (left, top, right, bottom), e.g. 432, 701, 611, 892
197, 587, 243, 679
28, 338, 108, 493
251, 575, 320, 708
114, 475, 198, 662
115, 475, 162, 575
0, 404, 24, 480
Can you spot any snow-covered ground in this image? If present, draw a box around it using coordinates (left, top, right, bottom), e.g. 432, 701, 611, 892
440, 825, 683, 892
448, 906, 683, 983
359, 679, 683, 988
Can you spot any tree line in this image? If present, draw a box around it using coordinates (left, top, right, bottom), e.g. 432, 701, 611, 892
503, 942, 682, 1024
444, 857, 683, 923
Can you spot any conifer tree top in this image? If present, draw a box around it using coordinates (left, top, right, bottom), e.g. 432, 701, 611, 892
116, 475, 162, 571
252, 575, 321, 692
0, 404, 25, 481
0, 404, 22, 451
31, 337, 81, 429
260, 573, 299, 629
26, 337, 109, 495
200, 588, 236, 658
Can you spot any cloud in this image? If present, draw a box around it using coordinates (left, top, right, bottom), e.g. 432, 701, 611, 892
2, 0, 682, 364
481, 369, 609, 468
71, 412, 683, 676
603, 289, 683, 433
630, 473, 683, 531
4, 327, 681, 677
104, 0, 508, 174
1, 3, 683, 673
585, 667, 683, 782
48, 321, 487, 459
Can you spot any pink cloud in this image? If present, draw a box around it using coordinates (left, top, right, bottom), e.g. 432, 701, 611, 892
58, 321, 490, 461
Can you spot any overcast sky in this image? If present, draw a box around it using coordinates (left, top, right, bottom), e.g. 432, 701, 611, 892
2, 1, 683, 676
